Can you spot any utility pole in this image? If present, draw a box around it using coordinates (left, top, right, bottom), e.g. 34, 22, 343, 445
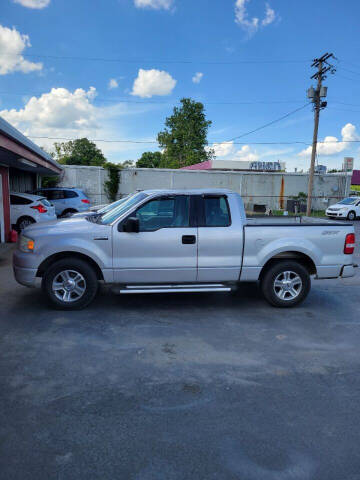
306, 53, 336, 216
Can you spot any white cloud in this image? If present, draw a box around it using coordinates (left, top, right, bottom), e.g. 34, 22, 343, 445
0, 87, 98, 140
298, 123, 360, 157
341, 123, 360, 142
234, 144, 259, 162
13, 0, 50, 8
209, 141, 259, 162
0, 24, 42, 75
131, 68, 176, 98
192, 72, 204, 84
262, 3, 276, 26
0, 86, 164, 161
134, 0, 173, 10
235, 0, 276, 36
210, 141, 236, 158
108, 78, 119, 89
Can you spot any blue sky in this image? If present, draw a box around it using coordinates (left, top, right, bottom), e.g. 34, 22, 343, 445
1, 0, 360, 170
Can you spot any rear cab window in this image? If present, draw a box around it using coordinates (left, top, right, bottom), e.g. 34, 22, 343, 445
201, 196, 231, 227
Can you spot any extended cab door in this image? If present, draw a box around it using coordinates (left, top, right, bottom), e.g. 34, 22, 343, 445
112, 195, 197, 283
197, 194, 244, 282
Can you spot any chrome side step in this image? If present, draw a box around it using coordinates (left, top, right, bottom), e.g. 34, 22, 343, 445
119, 284, 231, 294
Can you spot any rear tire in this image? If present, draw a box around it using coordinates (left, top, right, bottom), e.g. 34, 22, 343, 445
17, 216, 35, 232
60, 209, 77, 218
42, 257, 99, 310
260, 260, 311, 308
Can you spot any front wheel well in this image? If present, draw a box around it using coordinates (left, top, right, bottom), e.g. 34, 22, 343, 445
36, 252, 104, 280
260, 251, 317, 279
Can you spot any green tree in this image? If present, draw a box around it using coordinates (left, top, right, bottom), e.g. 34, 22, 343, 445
136, 151, 162, 168
54, 138, 106, 166
157, 98, 214, 168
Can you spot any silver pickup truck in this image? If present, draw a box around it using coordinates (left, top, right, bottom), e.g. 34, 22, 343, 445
13, 188, 356, 310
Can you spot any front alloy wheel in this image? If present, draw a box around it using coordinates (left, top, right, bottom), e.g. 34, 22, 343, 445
347, 211, 356, 221
52, 270, 87, 303
42, 257, 98, 310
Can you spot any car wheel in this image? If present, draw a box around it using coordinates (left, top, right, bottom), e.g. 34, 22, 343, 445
17, 217, 35, 231
261, 260, 311, 308
347, 211, 356, 221
42, 257, 99, 310
60, 209, 77, 218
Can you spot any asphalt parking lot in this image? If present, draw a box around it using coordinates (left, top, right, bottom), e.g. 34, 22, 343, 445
1, 221, 360, 480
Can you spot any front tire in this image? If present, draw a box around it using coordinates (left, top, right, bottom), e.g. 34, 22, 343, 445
347, 211, 356, 221
42, 257, 99, 310
261, 260, 311, 308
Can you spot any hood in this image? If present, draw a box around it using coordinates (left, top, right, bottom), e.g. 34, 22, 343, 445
328, 203, 349, 209
23, 216, 109, 238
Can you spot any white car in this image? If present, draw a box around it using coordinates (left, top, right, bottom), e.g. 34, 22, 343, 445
10, 192, 57, 231
326, 197, 360, 221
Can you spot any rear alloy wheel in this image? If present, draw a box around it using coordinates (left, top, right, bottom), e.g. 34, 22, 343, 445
261, 260, 311, 308
347, 211, 356, 221
17, 217, 35, 231
42, 257, 99, 310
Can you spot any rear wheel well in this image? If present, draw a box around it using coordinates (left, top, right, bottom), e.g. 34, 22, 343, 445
36, 252, 104, 280
17, 215, 35, 225
260, 251, 317, 279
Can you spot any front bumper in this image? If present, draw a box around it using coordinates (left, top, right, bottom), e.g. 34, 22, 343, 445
13, 249, 42, 287
326, 210, 347, 218
13, 265, 37, 287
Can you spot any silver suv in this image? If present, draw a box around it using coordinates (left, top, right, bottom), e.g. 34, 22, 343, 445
32, 187, 91, 217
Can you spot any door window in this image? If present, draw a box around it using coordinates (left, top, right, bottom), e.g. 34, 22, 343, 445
64, 190, 78, 198
135, 196, 190, 231
47, 190, 65, 200
203, 196, 231, 227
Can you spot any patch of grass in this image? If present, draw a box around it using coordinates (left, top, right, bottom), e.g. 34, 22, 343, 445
351, 185, 360, 192
271, 209, 326, 218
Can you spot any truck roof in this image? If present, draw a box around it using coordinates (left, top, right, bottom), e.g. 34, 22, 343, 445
141, 188, 235, 195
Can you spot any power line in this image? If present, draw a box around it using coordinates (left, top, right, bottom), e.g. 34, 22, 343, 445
21, 53, 310, 65
27, 135, 359, 145
0, 91, 304, 106
220, 103, 311, 143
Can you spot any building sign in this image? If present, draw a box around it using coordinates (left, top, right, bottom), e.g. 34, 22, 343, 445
250, 161, 282, 171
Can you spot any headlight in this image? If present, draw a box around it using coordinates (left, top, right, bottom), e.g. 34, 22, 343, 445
19, 235, 35, 253
339, 208, 348, 212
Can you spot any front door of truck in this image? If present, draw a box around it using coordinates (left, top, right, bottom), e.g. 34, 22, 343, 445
112, 195, 197, 283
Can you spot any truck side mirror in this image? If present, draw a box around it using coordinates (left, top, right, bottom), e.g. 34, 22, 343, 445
121, 217, 140, 233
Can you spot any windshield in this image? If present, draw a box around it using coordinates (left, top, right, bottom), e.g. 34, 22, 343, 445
97, 196, 129, 215
338, 197, 358, 205
99, 192, 148, 224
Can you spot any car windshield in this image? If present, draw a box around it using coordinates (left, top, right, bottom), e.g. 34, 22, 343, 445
98, 192, 148, 224
338, 197, 358, 205
97, 196, 129, 214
